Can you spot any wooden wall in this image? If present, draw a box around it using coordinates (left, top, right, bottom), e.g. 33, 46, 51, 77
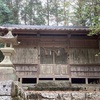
69, 49, 100, 64
70, 39, 98, 48
10, 35, 100, 79
15, 64, 38, 78
71, 65, 100, 77
39, 64, 68, 77
11, 47, 38, 64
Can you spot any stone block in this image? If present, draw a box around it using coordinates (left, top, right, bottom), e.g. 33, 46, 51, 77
26, 91, 100, 100
58, 93, 72, 100
18, 87, 26, 99
13, 96, 24, 100
0, 96, 25, 100
0, 96, 12, 100
86, 92, 100, 100
41, 93, 58, 99
0, 80, 26, 100
0, 80, 18, 96
72, 92, 85, 100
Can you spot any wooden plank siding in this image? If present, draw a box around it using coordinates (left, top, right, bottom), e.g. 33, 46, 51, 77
70, 65, 100, 78
40, 36, 68, 47
70, 39, 98, 48
14, 64, 38, 78
69, 49, 100, 64
39, 64, 68, 78
11, 47, 38, 64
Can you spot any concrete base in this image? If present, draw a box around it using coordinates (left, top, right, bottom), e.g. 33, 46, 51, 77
0, 67, 17, 81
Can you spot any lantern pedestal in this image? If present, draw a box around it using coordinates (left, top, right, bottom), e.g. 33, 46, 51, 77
0, 48, 15, 66
0, 48, 17, 81
0, 67, 17, 81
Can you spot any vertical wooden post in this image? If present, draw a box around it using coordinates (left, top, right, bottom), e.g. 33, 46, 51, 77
53, 52, 55, 81
86, 78, 88, 84
37, 77, 39, 84
37, 32, 40, 84
67, 33, 71, 83
20, 78, 22, 84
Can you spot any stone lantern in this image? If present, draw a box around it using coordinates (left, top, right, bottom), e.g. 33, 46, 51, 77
0, 29, 19, 81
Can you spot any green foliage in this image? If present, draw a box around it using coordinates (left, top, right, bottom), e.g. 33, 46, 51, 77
74, 0, 100, 35
27, 82, 81, 91
0, 0, 12, 24
0, 0, 73, 25
0, 0, 99, 28
20, 0, 45, 25
88, 25, 100, 36
74, 0, 100, 26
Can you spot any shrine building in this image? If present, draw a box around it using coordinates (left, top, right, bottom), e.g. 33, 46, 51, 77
0, 25, 100, 85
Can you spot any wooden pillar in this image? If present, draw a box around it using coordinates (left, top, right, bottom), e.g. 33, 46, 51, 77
53, 78, 55, 81
68, 65, 72, 83
37, 33, 40, 83
37, 77, 39, 84
18, 78, 22, 85
53, 51, 55, 80
67, 33, 71, 83
86, 78, 88, 84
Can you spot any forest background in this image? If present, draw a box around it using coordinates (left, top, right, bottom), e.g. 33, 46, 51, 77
0, 0, 100, 34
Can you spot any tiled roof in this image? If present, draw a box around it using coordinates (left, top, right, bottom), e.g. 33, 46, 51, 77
0, 25, 89, 31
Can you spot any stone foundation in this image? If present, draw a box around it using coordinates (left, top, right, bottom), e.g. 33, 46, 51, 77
26, 91, 100, 100
1, 80, 100, 100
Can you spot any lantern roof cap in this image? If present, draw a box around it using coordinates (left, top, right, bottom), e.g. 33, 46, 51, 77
0, 28, 19, 45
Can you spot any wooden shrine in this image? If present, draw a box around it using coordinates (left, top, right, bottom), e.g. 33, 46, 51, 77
0, 25, 100, 85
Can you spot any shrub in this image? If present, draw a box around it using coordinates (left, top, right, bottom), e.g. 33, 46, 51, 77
27, 82, 81, 91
